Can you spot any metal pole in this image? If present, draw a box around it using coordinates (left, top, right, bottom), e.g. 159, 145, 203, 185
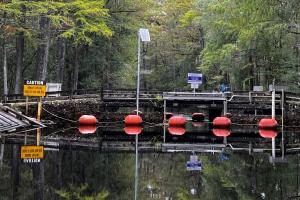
281, 89, 284, 159
272, 89, 275, 119
136, 31, 141, 115
135, 30, 141, 200
134, 134, 138, 200
272, 84, 275, 159
163, 99, 166, 143
223, 100, 227, 116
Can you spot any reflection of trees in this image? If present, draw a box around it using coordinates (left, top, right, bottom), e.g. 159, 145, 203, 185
0, 144, 299, 199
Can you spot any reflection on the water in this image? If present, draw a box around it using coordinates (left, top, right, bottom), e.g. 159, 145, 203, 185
0, 122, 300, 199
78, 125, 97, 134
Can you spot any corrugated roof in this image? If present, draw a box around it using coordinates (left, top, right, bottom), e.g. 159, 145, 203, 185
0, 110, 29, 132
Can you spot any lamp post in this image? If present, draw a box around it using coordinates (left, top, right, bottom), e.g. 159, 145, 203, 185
136, 28, 150, 115
135, 28, 150, 200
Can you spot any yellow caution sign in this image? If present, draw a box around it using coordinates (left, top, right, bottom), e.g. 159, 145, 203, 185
21, 146, 44, 159
23, 80, 46, 97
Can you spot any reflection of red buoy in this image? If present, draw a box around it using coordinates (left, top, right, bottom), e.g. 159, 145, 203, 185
213, 117, 231, 128
79, 126, 97, 134
169, 116, 186, 126
124, 126, 142, 135
168, 127, 186, 135
192, 113, 205, 122
165, 112, 173, 120
259, 129, 277, 138
125, 115, 142, 126
212, 128, 231, 137
192, 122, 205, 127
259, 118, 278, 129
79, 115, 97, 125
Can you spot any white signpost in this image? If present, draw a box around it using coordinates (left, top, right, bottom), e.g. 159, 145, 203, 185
188, 73, 203, 93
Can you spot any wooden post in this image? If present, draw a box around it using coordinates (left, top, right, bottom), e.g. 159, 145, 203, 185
25, 97, 29, 115
36, 97, 42, 146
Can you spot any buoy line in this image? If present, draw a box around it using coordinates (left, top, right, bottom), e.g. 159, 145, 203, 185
43, 107, 78, 123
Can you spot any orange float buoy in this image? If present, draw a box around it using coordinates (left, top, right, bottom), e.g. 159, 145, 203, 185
168, 116, 186, 127
212, 128, 231, 137
259, 118, 278, 129
165, 112, 173, 120
168, 127, 186, 135
79, 125, 97, 134
79, 115, 97, 125
124, 126, 142, 135
213, 117, 231, 128
192, 113, 205, 122
259, 129, 277, 138
125, 115, 142, 126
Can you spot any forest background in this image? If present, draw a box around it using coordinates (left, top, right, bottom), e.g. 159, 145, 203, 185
0, 0, 299, 96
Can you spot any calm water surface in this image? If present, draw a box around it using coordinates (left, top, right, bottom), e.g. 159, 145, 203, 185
0, 122, 300, 200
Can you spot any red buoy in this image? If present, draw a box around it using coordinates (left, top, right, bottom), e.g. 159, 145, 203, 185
213, 117, 231, 128
79, 126, 97, 134
259, 129, 277, 138
165, 112, 173, 120
168, 116, 186, 127
192, 113, 205, 122
212, 128, 231, 137
125, 115, 142, 126
124, 126, 142, 135
168, 127, 186, 135
259, 118, 278, 129
79, 115, 97, 125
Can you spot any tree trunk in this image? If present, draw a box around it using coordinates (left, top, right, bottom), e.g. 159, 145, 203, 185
56, 37, 65, 84
72, 46, 80, 92
3, 42, 8, 98
35, 14, 50, 80
252, 55, 258, 86
14, 32, 24, 94
11, 144, 20, 200
198, 27, 205, 50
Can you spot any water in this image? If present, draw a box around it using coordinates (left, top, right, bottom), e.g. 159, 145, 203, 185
0, 122, 300, 200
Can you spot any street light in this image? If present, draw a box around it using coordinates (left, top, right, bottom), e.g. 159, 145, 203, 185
136, 28, 150, 115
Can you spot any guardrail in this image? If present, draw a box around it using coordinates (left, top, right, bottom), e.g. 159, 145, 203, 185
2, 88, 300, 105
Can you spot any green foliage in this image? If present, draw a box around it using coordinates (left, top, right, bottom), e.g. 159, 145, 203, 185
197, 0, 300, 90
1, 0, 300, 94
56, 184, 109, 200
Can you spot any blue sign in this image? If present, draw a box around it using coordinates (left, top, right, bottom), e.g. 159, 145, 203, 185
186, 161, 202, 171
186, 155, 203, 171
188, 73, 202, 84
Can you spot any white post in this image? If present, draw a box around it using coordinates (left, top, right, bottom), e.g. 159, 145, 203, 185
272, 89, 275, 119
281, 89, 284, 159
223, 100, 227, 116
271, 82, 275, 159
136, 31, 141, 115
163, 99, 166, 143
134, 134, 138, 200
